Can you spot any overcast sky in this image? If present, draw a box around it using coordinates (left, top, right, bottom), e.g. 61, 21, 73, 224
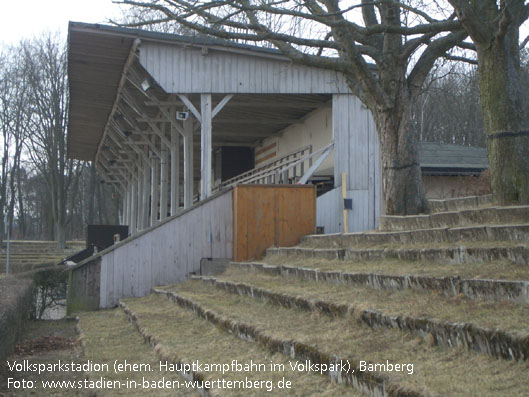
0, 0, 123, 46
0, 1, 527, 49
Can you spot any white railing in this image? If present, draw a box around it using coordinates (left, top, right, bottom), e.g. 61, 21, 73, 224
217, 145, 312, 188
216, 141, 334, 189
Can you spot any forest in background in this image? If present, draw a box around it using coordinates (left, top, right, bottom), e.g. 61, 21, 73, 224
1, 35, 118, 247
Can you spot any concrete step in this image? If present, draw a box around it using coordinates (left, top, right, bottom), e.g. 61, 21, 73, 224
427, 195, 492, 214
155, 281, 529, 396
379, 205, 529, 231
120, 294, 361, 396
260, 254, 529, 281
77, 308, 194, 396
194, 275, 529, 361
302, 223, 529, 248
267, 243, 529, 265
230, 261, 529, 305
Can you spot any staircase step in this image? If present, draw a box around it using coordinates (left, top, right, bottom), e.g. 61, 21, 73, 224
77, 308, 195, 396
379, 205, 529, 231
197, 271, 529, 360
267, 244, 529, 265
302, 224, 529, 248
120, 294, 360, 396
427, 195, 492, 214
230, 261, 529, 304
155, 281, 529, 396
261, 255, 529, 280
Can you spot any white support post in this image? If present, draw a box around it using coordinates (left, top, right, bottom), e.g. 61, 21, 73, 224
171, 124, 180, 215
130, 175, 138, 235
160, 123, 170, 220
136, 171, 143, 231
127, 182, 133, 228
160, 135, 169, 221
142, 156, 150, 228
200, 94, 212, 200
151, 156, 160, 225
183, 118, 194, 208
123, 187, 129, 226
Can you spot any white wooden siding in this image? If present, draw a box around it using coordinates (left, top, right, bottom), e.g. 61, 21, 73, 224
140, 42, 351, 94
317, 94, 380, 233
333, 95, 378, 190
316, 187, 377, 234
99, 189, 233, 308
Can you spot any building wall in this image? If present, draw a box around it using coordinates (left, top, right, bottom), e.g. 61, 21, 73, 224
256, 95, 381, 234
255, 106, 334, 176
422, 174, 491, 199
317, 95, 380, 233
140, 42, 350, 94
98, 189, 233, 308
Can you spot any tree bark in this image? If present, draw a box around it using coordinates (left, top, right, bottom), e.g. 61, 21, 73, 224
477, 32, 529, 204
373, 96, 428, 215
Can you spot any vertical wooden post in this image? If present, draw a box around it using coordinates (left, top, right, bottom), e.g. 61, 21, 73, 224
183, 117, 194, 208
342, 172, 348, 234
151, 151, 160, 226
160, 124, 169, 220
127, 180, 133, 228
123, 186, 129, 226
171, 124, 180, 215
142, 155, 150, 228
200, 94, 212, 200
138, 162, 144, 230
131, 174, 138, 234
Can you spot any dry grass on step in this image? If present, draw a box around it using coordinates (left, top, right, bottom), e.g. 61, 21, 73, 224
261, 256, 529, 281
165, 280, 529, 397
123, 294, 361, 397
298, 237, 529, 250
218, 267, 529, 335
78, 309, 196, 396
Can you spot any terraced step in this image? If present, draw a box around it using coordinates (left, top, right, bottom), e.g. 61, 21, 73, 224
379, 205, 529, 232
77, 309, 195, 396
120, 294, 359, 396
427, 195, 492, 214
301, 223, 529, 248
193, 269, 529, 361
230, 261, 529, 305
0, 241, 84, 273
155, 281, 529, 396
267, 243, 529, 265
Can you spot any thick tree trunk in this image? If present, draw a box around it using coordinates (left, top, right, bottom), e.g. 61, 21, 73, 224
477, 30, 529, 205
374, 106, 428, 215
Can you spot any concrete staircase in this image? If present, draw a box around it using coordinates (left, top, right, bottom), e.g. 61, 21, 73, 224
0, 240, 85, 273
77, 196, 529, 396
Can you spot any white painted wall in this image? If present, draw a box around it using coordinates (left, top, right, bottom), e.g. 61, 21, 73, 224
99, 189, 233, 308
255, 106, 334, 176
140, 42, 350, 94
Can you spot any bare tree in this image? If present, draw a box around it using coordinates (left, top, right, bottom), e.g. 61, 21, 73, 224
22, 35, 84, 248
0, 47, 30, 245
412, 63, 485, 147
447, 0, 529, 204
116, 0, 468, 215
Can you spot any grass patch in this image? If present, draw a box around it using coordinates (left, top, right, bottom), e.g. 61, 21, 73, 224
261, 256, 529, 280
166, 280, 529, 396
78, 308, 194, 396
218, 267, 529, 334
123, 294, 362, 396
0, 319, 87, 396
